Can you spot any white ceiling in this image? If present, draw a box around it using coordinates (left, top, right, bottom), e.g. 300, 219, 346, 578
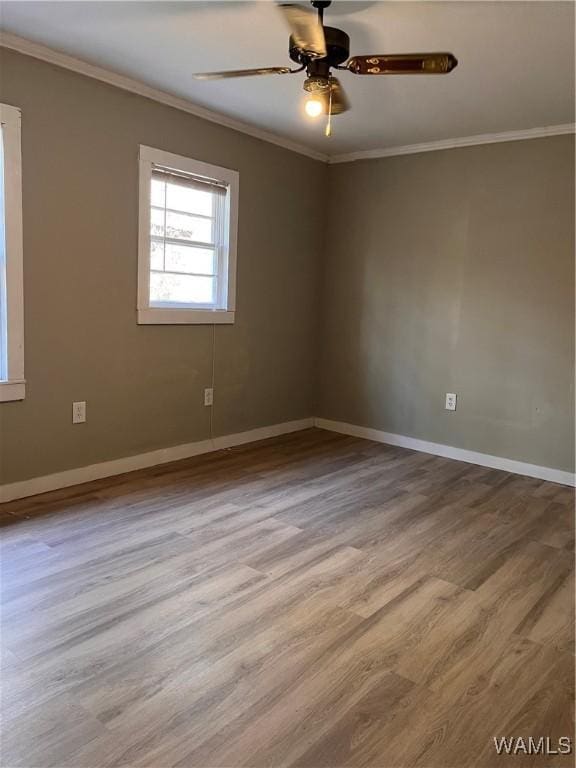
1, 1, 574, 156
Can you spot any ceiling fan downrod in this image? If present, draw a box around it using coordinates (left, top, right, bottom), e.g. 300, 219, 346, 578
311, 0, 331, 24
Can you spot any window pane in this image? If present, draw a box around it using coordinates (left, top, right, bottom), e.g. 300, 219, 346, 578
151, 179, 165, 207
150, 240, 164, 270
165, 210, 213, 243
151, 207, 165, 238
150, 273, 215, 305
166, 182, 213, 217
164, 243, 215, 275
0, 125, 6, 381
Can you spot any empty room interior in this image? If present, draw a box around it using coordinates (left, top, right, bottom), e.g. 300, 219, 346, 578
0, 1, 574, 766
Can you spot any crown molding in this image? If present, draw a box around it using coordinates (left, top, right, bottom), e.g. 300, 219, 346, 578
2, 31, 573, 166
0, 31, 329, 164
328, 124, 576, 164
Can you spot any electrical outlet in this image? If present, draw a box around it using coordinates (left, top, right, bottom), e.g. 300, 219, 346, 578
204, 388, 214, 407
445, 393, 457, 411
72, 401, 86, 424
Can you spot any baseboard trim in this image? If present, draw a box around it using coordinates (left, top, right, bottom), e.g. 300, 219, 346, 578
0, 418, 314, 503
314, 418, 575, 487
2, 415, 573, 502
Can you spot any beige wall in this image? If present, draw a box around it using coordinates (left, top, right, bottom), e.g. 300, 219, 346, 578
319, 136, 575, 472
1, 49, 574, 485
0, 49, 326, 484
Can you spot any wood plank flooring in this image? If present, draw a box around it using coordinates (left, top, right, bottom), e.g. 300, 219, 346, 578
1, 428, 574, 767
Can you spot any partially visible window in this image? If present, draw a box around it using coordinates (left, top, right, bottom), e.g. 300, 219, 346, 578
0, 103, 24, 402
137, 146, 238, 324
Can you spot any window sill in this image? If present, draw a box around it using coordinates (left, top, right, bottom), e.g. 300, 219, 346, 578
0, 380, 26, 402
137, 308, 235, 325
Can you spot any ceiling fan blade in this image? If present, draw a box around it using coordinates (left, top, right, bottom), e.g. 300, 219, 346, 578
347, 53, 458, 75
324, 77, 350, 115
277, 3, 327, 59
193, 66, 293, 80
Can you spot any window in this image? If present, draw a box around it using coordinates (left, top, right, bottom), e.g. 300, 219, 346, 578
0, 103, 24, 402
137, 146, 238, 324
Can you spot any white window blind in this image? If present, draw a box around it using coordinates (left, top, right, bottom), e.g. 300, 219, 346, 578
149, 166, 228, 309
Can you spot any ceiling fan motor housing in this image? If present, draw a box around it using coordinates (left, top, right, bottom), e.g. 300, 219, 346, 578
289, 25, 350, 69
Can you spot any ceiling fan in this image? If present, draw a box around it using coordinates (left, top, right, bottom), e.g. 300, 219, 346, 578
193, 1, 458, 134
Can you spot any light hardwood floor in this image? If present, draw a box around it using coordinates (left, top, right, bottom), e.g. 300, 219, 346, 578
1, 428, 574, 767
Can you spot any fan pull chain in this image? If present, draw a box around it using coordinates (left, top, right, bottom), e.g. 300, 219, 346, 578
325, 78, 333, 137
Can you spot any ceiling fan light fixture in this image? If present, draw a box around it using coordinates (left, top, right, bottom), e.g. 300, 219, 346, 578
304, 95, 324, 118
303, 75, 331, 119
303, 75, 330, 93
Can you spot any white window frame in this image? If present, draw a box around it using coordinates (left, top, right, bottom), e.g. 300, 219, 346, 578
137, 145, 239, 325
0, 103, 25, 402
